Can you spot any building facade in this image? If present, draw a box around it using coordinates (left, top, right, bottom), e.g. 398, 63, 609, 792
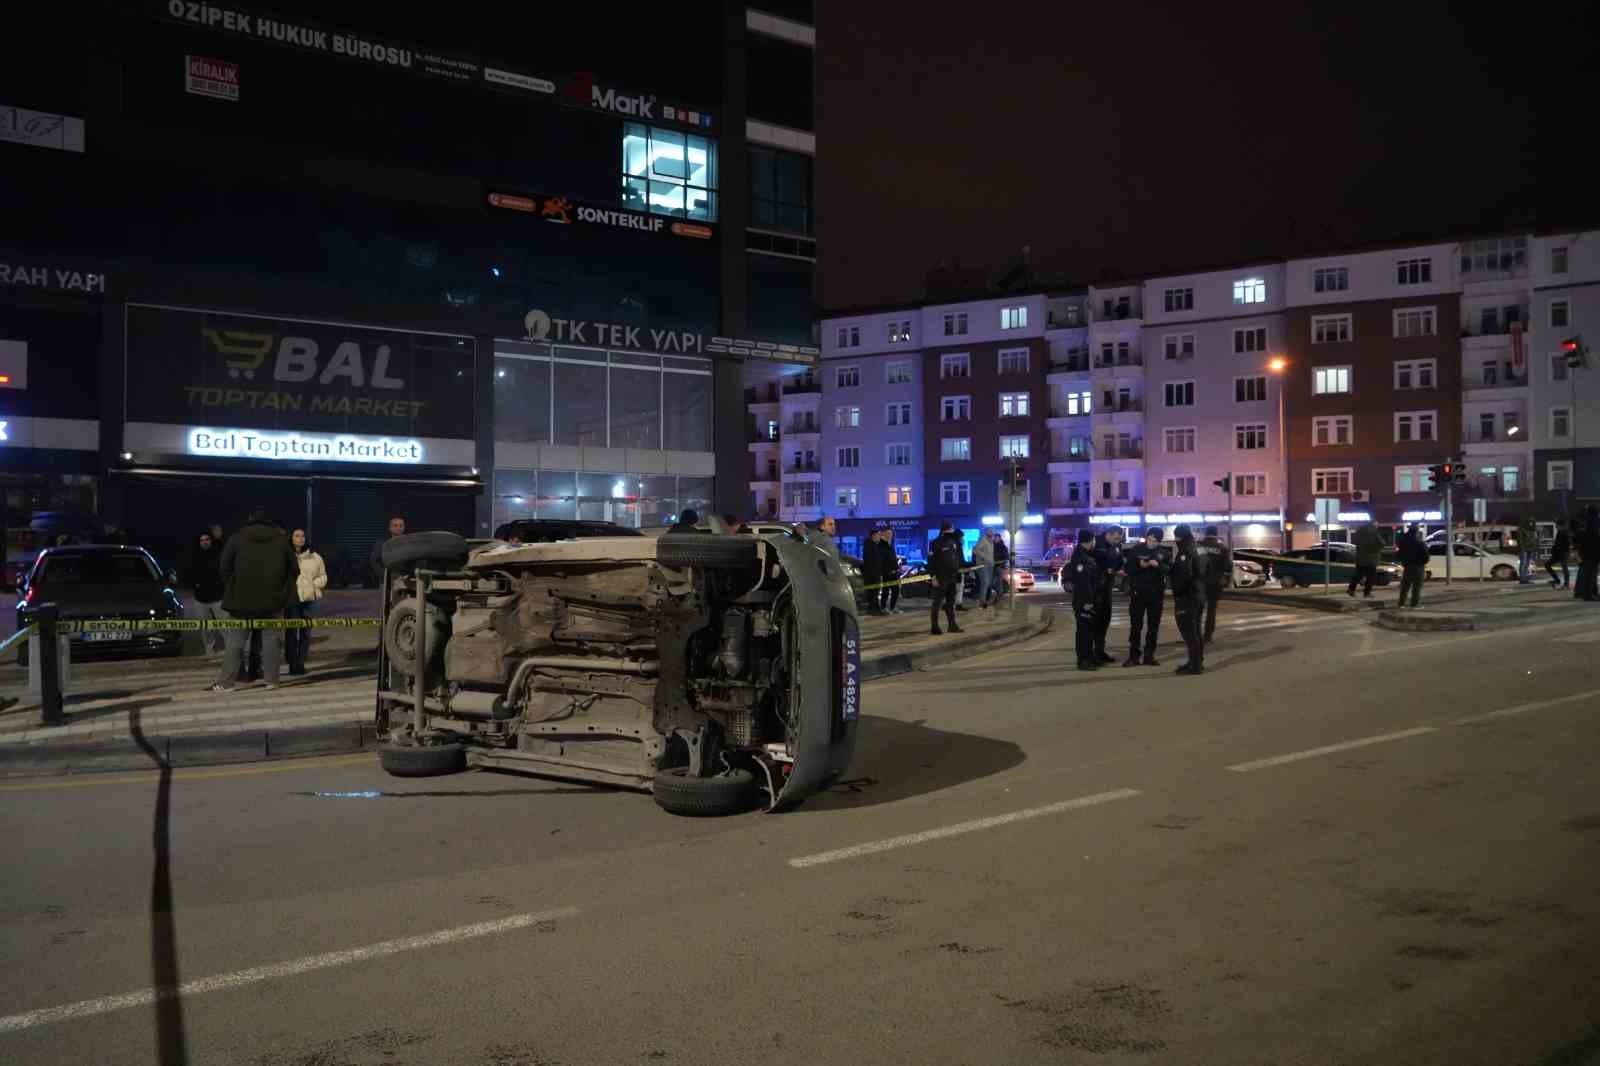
1531, 231, 1600, 517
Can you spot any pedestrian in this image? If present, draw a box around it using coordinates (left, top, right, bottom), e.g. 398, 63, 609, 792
928, 521, 965, 635
878, 528, 903, 614
669, 508, 700, 532
1580, 507, 1600, 601
1197, 525, 1232, 644
810, 515, 842, 565
1517, 514, 1540, 584
209, 509, 298, 693
1123, 526, 1167, 666
992, 531, 1011, 602
1347, 522, 1384, 597
1069, 529, 1103, 670
1396, 522, 1428, 608
1091, 526, 1125, 664
861, 528, 885, 614
369, 515, 406, 584
286, 528, 327, 676
721, 513, 745, 535
1169, 524, 1208, 675
182, 529, 227, 655
972, 526, 995, 612
1546, 522, 1571, 589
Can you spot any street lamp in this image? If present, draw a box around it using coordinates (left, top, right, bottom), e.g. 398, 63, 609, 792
1269, 357, 1289, 551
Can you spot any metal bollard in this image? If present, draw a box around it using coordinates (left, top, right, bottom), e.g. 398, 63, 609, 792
31, 604, 66, 726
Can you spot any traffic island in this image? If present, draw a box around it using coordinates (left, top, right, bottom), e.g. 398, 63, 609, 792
1375, 609, 1476, 633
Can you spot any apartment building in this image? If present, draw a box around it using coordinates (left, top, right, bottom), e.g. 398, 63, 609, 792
1532, 231, 1600, 515
1455, 234, 1535, 523
1044, 291, 1093, 532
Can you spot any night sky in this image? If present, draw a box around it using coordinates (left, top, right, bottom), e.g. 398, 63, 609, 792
816, 0, 1595, 310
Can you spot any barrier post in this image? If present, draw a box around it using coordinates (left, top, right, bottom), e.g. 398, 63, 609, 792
33, 604, 65, 727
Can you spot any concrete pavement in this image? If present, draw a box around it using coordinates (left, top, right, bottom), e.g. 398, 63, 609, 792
1, 601, 1596, 1063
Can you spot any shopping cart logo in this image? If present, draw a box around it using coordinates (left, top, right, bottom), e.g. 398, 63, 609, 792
202, 327, 274, 380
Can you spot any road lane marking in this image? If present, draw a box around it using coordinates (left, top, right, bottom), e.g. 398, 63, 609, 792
0, 908, 580, 1035
786, 788, 1142, 868
1225, 727, 1436, 773
0, 754, 376, 793
1450, 688, 1600, 725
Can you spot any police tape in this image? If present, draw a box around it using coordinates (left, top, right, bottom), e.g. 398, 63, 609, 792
859, 564, 995, 593
47, 617, 383, 635
0, 624, 38, 657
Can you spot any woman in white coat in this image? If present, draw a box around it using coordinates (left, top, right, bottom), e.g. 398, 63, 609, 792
287, 528, 328, 675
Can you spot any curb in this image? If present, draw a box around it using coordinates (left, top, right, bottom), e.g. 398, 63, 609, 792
1225, 590, 1380, 614
0, 721, 380, 778
1375, 610, 1476, 633
861, 614, 1054, 683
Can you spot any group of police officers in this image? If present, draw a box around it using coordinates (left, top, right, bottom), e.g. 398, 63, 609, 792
1066, 524, 1233, 676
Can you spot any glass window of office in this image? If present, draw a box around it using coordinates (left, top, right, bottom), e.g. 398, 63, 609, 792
623, 124, 718, 222
749, 146, 813, 236
495, 345, 711, 452
492, 470, 712, 531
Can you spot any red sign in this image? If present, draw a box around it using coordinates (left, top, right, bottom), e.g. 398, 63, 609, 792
1511, 320, 1525, 375
487, 193, 537, 213
185, 55, 239, 101
670, 222, 714, 240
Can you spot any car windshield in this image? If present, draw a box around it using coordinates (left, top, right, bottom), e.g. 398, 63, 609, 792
35, 552, 160, 585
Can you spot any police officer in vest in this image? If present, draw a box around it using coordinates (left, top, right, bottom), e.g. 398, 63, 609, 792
1069, 529, 1104, 671
1122, 526, 1168, 667
1169, 524, 1209, 675
1091, 525, 1126, 665
1197, 525, 1232, 644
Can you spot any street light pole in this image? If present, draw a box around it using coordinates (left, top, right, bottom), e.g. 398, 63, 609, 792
1271, 356, 1289, 552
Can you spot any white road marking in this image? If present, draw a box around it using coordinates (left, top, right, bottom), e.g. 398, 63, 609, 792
786, 788, 1142, 868
1225, 727, 1436, 773
0, 908, 580, 1035
1450, 688, 1600, 725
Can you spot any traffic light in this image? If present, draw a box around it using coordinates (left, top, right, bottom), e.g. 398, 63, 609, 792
1427, 463, 1447, 492
1452, 461, 1467, 484
1213, 474, 1231, 493
1564, 336, 1587, 369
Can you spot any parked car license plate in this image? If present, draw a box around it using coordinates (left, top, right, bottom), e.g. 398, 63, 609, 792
79, 631, 123, 643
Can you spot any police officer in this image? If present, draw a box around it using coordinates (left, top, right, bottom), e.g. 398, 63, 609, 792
1091, 525, 1126, 665
1069, 529, 1104, 671
1169, 523, 1209, 675
1122, 527, 1167, 666
1197, 525, 1232, 644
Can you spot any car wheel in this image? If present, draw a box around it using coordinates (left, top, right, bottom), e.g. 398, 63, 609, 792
650, 766, 758, 816
383, 597, 448, 680
656, 535, 759, 569
1491, 564, 1517, 581
1277, 573, 1297, 589
381, 531, 469, 571
379, 741, 466, 778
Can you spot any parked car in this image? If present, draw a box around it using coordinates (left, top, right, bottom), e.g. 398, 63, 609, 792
1236, 544, 1401, 589
1415, 541, 1519, 582
373, 529, 860, 816
15, 546, 186, 657
1004, 567, 1036, 593
1233, 558, 1268, 588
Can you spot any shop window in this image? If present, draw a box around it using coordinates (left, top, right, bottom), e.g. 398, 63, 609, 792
663, 358, 713, 452
553, 349, 608, 447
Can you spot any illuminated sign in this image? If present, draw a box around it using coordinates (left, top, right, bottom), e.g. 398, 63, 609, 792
1402, 510, 1445, 522
187, 428, 424, 464
1089, 514, 1141, 525
522, 308, 819, 364
0, 421, 8, 441
185, 55, 240, 100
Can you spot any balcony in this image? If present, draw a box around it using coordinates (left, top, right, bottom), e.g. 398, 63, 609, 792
785, 421, 820, 436
1094, 498, 1144, 509
1094, 354, 1144, 370
1094, 443, 1145, 461
1050, 451, 1091, 464
1095, 302, 1141, 323
784, 463, 821, 476
782, 379, 821, 396
1049, 355, 1090, 374
1466, 480, 1533, 500
748, 433, 780, 448
1463, 367, 1528, 392
1460, 313, 1530, 339
1462, 427, 1529, 446
1047, 310, 1087, 330
745, 384, 780, 405
1093, 398, 1143, 415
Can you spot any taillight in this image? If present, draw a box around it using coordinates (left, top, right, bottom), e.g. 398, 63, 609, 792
19, 585, 34, 607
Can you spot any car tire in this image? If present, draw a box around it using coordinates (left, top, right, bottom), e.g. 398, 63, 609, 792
384, 597, 449, 679
1490, 564, 1516, 581
650, 766, 758, 816
379, 741, 466, 778
656, 535, 759, 569
381, 531, 469, 571
1277, 573, 1297, 589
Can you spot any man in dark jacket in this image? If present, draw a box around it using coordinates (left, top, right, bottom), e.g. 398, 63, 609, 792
1546, 522, 1571, 589
928, 522, 965, 635
1069, 529, 1104, 670
1347, 523, 1385, 598
1091, 527, 1125, 664
1169, 524, 1208, 675
861, 528, 885, 614
878, 528, 903, 614
1122, 527, 1167, 667
369, 515, 407, 584
210, 510, 298, 691
183, 529, 227, 654
1196, 526, 1232, 644
1395, 522, 1428, 608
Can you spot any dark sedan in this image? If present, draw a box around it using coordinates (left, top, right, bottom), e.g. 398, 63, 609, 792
1235, 545, 1400, 589
16, 546, 187, 656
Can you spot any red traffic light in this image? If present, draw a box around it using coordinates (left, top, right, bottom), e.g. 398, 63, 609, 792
1563, 340, 1580, 353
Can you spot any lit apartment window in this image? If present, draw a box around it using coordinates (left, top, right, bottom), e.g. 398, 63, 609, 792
1233, 277, 1266, 305
1395, 465, 1430, 493
1235, 423, 1268, 450
1313, 468, 1353, 494
940, 437, 972, 462
940, 396, 971, 421
1234, 326, 1267, 354
835, 487, 859, 509
836, 446, 860, 468
1313, 366, 1352, 394
885, 361, 912, 384
835, 366, 859, 388
1235, 473, 1267, 497
942, 312, 968, 336
887, 401, 913, 426
1460, 237, 1526, 274
1066, 391, 1092, 415
1235, 376, 1267, 402
999, 435, 1030, 458
940, 481, 971, 505
1165, 476, 1197, 498
886, 442, 913, 466
999, 391, 1030, 417
1312, 314, 1352, 344
1313, 267, 1349, 292
1313, 416, 1353, 446
1394, 411, 1437, 442
1396, 258, 1432, 285
834, 405, 861, 429
1164, 427, 1196, 453
1163, 287, 1194, 312
998, 348, 1030, 373
1000, 306, 1028, 330
887, 485, 913, 507
887, 320, 912, 343
1164, 381, 1195, 407
941, 352, 970, 379
1394, 359, 1436, 390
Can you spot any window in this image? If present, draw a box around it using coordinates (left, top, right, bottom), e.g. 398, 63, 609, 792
1233, 277, 1266, 305
941, 437, 972, 462
1394, 359, 1436, 390
1395, 465, 1431, 493
836, 446, 860, 469
1460, 237, 1526, 274
886, 442, 913, 466
1552, 246, 1569, 274
1395, 257, 1432, 285
1116, 480, 1131, 500
887, 320, 912, 344
835, 486, 859, 509
1164, 381, 1195, 407
1234, 326, 1267, 354
1313, 267, 1349, 293
1551, 299, 1570, 329
747, 144, 810, 234
1552, 354, 1569, 383
1235, 375, 1267, 403
940, 481, 971, 505
940, 396, 971, 422
999, 435, 1030, 459
1552, 407, 1571, 438
999, 391, 1031, 417
1066, 390, 1092, 416
835, 366, 860, 388
887, 485, 914, 507
622, 123, 718, 222
1311, 314, 1352, 344
1235, 423, 1268, 450
785, 482, 819, 508
1313, 468, 1353, 495
1235, 473, 1267, 497
1163, 287, 1194, 312
1164, 427, 1196, 454
887, 401, 913, 426
1163, 332, 1196, 360
1164, 476, 1197, 498
885, 361, 913, 384
1068, 481, 1084, 503
942, 312, 968, 336
1068, 435, 1091, 458
835, 327, 861, 349
1548, 461, 1573, 492
834, 406, 861, 429
1313, 416, 1353, 446
1394, 411, 1437, 442
1313, 366, 1352, 394
1393, 307, 1437, 338
941, 352, 970, 379
1502, 465, 1520, 494
1000, 306, 1028, 330
998, 347, 1031, 373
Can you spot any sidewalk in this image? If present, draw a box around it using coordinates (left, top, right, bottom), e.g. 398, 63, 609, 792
1228, 578, 1564, 615
1373, 582, 1598, 633
0, 597, 1051, 777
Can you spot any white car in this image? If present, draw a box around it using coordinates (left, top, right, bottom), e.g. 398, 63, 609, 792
1421, 542, 1519, 581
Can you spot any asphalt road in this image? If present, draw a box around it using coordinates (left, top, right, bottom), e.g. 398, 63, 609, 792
3, 597, 1599, 1065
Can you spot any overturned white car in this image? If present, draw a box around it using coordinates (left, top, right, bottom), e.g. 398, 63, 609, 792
374, 529, 860, 816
